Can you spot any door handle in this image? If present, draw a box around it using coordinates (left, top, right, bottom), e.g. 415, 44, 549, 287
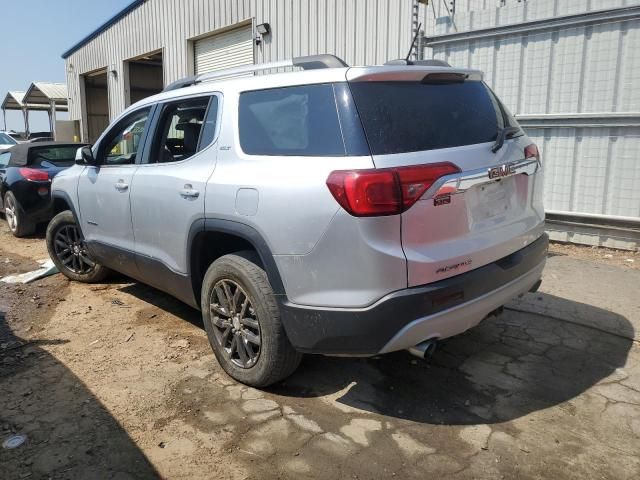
114, 180, 129, 192
179, 184, 199, 198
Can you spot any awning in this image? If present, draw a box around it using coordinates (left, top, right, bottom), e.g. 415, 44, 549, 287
22, 82, 69, 111
1, 91, 52, 111
2, 83, 70, 137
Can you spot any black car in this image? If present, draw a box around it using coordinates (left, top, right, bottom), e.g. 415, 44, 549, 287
0, 142, 88, 237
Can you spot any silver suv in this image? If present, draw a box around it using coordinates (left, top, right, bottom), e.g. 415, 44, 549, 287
46, 55, 547, 387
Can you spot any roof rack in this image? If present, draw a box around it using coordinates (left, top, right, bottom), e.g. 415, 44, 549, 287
163, 54, 349, 92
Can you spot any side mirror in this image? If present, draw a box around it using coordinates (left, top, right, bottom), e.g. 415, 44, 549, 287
75, 146, 97, 166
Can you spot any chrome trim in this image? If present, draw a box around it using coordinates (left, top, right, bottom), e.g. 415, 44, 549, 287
425, 158, 540, 200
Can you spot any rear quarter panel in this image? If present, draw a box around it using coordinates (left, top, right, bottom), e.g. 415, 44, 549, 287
204, 90, 408, 307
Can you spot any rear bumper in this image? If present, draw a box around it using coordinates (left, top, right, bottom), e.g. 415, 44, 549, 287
280, 233, 548, 355
11, 182, 54, 224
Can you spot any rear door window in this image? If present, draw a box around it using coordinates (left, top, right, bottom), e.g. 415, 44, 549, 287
148, 96, 213, 163
239, 84, 345, 156
349, 80, 504, 155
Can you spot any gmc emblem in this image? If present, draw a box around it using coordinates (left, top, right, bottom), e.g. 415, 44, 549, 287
488, 164, 515, 179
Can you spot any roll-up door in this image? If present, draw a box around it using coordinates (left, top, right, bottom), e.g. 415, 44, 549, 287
194, 25, 254, 75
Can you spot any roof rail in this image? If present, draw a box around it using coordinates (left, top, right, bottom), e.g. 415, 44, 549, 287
163, 54, 349, 92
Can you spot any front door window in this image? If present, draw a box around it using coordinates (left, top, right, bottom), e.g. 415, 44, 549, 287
98, 108, 151, 165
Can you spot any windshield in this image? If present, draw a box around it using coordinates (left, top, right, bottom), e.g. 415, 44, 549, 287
349, 80, 505, 155
28, 146, 80, 166
0, 133, 17, 145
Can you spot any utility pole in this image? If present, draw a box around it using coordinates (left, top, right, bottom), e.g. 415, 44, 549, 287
413, 0, 431, 61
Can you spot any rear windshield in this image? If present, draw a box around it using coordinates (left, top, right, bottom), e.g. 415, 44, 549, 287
349, 80, 505, 155
0, 133, 17, 145
28, 146, 79, 166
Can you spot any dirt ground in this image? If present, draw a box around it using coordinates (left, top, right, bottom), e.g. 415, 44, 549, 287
548, 242, 639, 270
0, 223, 638, 480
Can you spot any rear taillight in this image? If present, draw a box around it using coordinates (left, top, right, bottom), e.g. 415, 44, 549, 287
525, 144, 540, 162
19, 168, 49, 182
326, 162, 460, 217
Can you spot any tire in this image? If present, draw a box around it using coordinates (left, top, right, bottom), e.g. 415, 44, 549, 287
46, 210, 110, 283
4, 191, 35, 237
201, 252, 302, 387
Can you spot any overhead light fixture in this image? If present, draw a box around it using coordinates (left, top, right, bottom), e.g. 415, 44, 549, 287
255, 23, 271, 46
256, 23, 271, 35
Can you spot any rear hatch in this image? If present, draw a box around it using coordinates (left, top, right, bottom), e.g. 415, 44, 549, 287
346, 66, 545, 287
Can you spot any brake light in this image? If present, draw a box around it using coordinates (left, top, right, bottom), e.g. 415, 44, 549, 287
326, 162, 460, 217
524, 144, 540, 162
19, 168, 49, 181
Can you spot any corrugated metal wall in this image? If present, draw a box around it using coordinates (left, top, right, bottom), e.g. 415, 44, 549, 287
65, 0, 420, 136
64, 0, 640, 248
424, 0, 640, 249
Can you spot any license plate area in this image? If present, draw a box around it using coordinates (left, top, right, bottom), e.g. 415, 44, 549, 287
467, 177, 518, 229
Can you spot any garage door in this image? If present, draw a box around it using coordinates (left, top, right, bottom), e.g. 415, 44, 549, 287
194, 25, 254, 75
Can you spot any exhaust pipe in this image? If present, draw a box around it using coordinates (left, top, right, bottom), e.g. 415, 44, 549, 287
408, 339, 438, 360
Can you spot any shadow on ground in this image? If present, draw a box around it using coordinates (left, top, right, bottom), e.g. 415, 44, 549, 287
273, 292, 634, 425
122, 279, 634, 427
119, 281, 203, 329
0, 308, 159, 478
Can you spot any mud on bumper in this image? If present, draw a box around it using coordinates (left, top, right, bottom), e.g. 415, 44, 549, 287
279, 233, 549, 355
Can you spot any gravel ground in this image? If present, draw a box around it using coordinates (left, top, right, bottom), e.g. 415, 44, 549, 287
0, 223, 638, 479
549, 242, 639, 270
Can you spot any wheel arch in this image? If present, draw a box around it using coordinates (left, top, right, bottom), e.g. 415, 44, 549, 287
0, 181, 9, 204
51, 190, 81, 227
188, 218, 287, 308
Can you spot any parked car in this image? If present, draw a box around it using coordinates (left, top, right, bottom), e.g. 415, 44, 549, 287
46, 55, 546, 387
0, 131, 18, 150
28, 132, 53, 141
0, 142, 88, 236
29, 137, 55, 143
7, 131, 24, 142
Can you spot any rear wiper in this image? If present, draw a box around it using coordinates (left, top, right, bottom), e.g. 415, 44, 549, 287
491, 126, 521, 153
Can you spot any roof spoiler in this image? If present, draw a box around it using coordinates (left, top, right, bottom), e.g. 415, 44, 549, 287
384, 59, 452, 67
163, 54, 349, 92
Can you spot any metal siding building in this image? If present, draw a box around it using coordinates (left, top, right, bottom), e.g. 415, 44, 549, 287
63, 0, 419, 142
63, 0, 640, 249
423, 0, 640, 249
